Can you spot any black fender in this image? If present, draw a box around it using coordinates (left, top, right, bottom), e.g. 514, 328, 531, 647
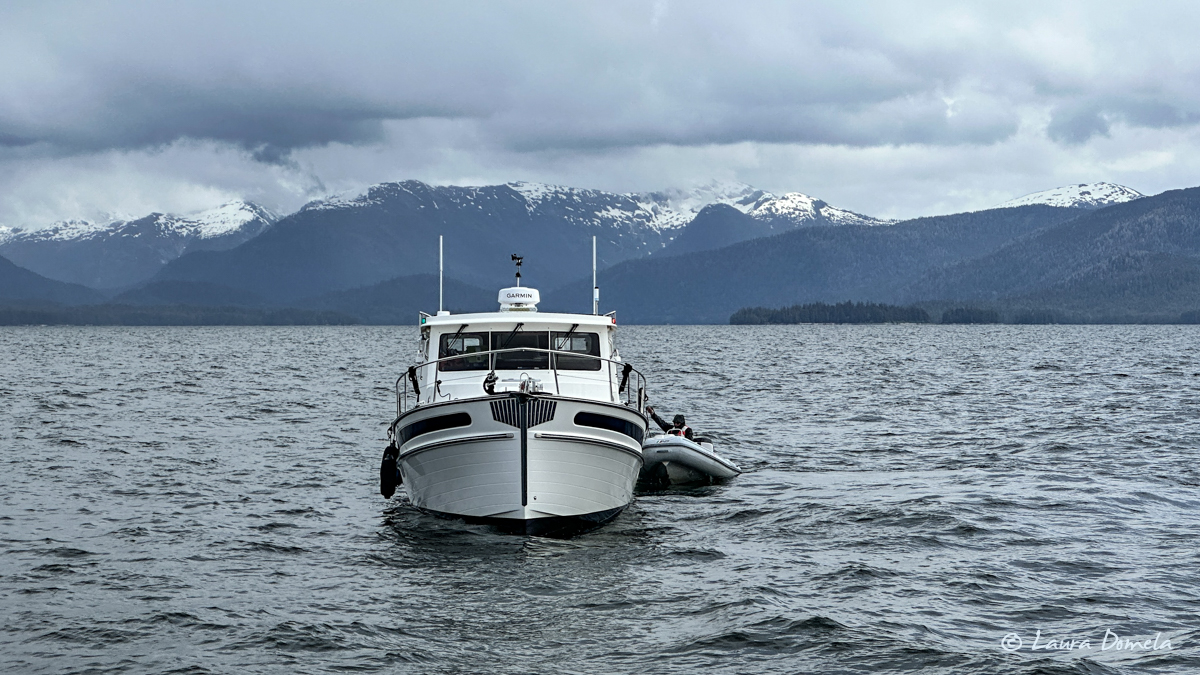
380, 443, 401, 499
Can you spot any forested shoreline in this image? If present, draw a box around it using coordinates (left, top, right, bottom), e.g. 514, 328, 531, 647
731, 301, 1200, 325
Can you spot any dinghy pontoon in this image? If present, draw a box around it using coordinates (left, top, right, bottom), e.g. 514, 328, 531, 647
640, 434, 742, 485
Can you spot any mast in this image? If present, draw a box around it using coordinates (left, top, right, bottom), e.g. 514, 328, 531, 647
439, 235, 444, 313
592, 236, 598, 315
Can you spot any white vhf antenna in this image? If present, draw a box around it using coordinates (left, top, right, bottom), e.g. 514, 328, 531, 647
592, 236, 599, 315
438, 235, 444, 313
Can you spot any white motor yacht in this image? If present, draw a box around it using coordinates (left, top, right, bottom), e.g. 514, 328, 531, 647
381, 253, 648, 535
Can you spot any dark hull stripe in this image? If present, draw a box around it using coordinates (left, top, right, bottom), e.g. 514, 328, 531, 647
520, 400, 528, 506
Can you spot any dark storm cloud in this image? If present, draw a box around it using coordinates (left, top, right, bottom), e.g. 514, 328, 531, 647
6, 1, 1200, 228
2, 0, 1154, 161
0, 1, 489, 160
0, 83, 416, 154
1049, 96, 1200, 144
0, 48, 465, 157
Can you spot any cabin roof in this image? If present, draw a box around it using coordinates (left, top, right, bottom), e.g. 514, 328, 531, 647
420, 311, 616, 330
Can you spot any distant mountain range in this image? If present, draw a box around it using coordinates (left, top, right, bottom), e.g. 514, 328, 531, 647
149, 180, 883, 303
549, 186, 1200, 323
4, 179, 1196, 324
909, 187, 1200, 317
543, 204, 1087, 322
0, 201, 278, 289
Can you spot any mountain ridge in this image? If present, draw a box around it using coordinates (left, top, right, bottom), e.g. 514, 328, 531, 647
0, 200, 278, 289
993, 182, 1143, 210
0, 253, 105, 304
542, 204, 1085, 322
906, 186, 1200, 316
152, 179, 884, 303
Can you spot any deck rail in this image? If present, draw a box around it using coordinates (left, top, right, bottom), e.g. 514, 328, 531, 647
393, 347, 647, 418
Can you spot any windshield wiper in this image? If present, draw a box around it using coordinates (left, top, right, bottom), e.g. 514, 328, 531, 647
555, 324, 579, 351
444, 323, 469, 355
501, 322, 525, 349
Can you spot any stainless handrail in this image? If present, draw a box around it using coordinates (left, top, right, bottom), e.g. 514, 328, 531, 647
393, 346, 647, 419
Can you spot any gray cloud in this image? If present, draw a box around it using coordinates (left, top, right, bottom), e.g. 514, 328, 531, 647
3, 1, 1200, 226
0, 1, 1157, 157
1048, 103, 1110, 144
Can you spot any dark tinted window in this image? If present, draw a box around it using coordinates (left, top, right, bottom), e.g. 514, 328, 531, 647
439, 332, 489, 371
492, 331, 549, 370
552, 332, 601, 371
399, 412, 471, 445
574, 411, 644, 443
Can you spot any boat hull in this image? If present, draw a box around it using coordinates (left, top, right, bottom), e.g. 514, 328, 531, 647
393, 395, 645, 531
422, 505, 626, 537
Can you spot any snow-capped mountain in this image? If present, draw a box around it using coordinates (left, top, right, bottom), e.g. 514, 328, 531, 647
636, 182, 892, 256
2, 201, 277, 244
636, 180, 890, 231
159, 179, 886, 303
0, 200, 278, 289
304, 179, 887, 239
741, 191, 891, 227
994, 183, 1144, 210
293, 179, 887, 269
630, 181, 770, 230
299, 180, 682, 262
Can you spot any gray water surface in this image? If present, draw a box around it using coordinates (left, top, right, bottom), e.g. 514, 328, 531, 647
2, 325, 1198, 674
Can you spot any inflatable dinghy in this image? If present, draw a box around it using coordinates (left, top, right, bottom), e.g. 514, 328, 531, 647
640, 434, 741, 485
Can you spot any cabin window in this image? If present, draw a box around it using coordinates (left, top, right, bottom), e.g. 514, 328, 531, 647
552, 332, 602, 371
492, 331, 549, 370
439, 332, 489, 371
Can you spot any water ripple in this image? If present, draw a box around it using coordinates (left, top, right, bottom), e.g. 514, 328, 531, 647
1, 324, 1198, 673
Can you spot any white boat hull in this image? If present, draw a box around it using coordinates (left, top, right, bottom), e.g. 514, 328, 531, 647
393, 395, 646, 534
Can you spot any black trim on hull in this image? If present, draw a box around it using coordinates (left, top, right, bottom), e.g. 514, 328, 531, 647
520, 398, 528, 506
420, 505, 627, 538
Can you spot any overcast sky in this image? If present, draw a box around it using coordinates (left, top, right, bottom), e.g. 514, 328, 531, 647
4, 1, 1200, 227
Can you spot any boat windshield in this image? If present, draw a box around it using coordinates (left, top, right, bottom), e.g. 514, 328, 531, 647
492, 332, 549, 370
439, 332, 489, 371
552, 331, 601, 371
436, 329, 604, 372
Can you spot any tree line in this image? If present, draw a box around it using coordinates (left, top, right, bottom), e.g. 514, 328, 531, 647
731, 301, 931, 324
733, 302, 1200, 325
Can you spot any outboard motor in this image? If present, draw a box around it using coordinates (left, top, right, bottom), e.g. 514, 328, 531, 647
380, 443, 401, 499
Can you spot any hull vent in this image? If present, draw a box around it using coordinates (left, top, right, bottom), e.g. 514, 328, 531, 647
527, 399, 557, 427
490, 398, 557, 428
